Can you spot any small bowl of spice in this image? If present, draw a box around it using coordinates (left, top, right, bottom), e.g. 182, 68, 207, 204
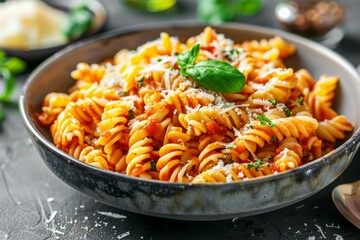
274, 0, 346, 48
0, 0, 106, 63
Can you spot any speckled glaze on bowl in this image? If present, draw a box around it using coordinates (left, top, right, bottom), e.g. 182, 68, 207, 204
19, 23, 360, 220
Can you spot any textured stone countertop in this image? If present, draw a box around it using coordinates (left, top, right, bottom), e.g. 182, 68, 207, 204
1, 0, 360, 239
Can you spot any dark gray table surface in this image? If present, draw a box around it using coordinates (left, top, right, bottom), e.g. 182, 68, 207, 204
1, 0, 360, 239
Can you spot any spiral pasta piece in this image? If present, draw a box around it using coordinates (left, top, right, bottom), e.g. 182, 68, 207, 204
50, 108, 85, 148
126, 137, 154, 178
192, 161, 275, 183
98, 100, 131, 154
37, 93, 70, 125
156, 126, 196, 182
71, 62, 107, 83
317, 115, 353, 142
247, 68, 298, 106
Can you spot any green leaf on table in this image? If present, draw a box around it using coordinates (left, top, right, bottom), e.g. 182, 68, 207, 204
234, 0, 262, 16
0, 68, 16, 101
4, 57, 26, 74
62, 0, 93, 39
197, 0, 262, 24
0, 102, 3, 123
197, 0, 235, 24
0, 51, 26, 102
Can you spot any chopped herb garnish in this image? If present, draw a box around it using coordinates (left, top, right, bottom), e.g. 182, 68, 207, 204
297, 94, 304, 105
119, 91, 126, 96
150, 160, 156, 171
244, 124, 253, 130
270, 135, 277, 143
229, 160, 235, 164
256, 114, 275, 128
268, 155, 274, 162
223, 48, 241, 61
226, 145, 234, 150
247, 159, 266, 171
157, 58, 162, 62
283, 106, 291, 117
269, 98, 278, 106
178, 44, 245, 93
137, 77, 144, 88
128, 108, 134, 120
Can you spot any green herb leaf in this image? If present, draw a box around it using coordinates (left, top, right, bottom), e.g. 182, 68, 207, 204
270, 135, 277, 143
0, 52, 26, 103
256, 114, 276, 128
150, 160, 156, 171
197, 0, 236, 24
226, 145, 234, 150
234, 0, 262, 16
223, 48, 242, 61
0, 68, 15, 101
137, 77, 144, 88
0, 51, 5, 61
4, 57, 26, 74
283, 106, 291, 117
247, 159, 266, 171
62, 1, 93, 39
183, 60, 245, 92
0, 102, 3, 123
128, 109, 134, 120
298, 94, 304, 105
177, 44, 200, 68
268, 155, 274, 162
269, 98, 278, 106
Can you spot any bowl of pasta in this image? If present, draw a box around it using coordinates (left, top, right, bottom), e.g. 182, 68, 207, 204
19, 23, 360, 220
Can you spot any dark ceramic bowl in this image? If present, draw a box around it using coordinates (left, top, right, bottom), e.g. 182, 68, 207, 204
2, 0, 106, 64
19, 23, 360, 220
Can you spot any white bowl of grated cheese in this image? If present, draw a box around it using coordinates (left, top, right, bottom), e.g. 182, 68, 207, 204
0, 0, 106, 63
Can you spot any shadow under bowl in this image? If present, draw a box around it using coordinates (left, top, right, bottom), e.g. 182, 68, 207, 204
19, 23, 360, 220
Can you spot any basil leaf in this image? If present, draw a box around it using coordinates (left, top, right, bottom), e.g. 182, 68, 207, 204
0, 68, 16, 101
177, 44, 200, 68
4, 57, 26, 74
184, 60, 245, 93
0, 51, 5, 62
0, 102, 3, 123
197, 0, 235, 24
234, 0, 262, 16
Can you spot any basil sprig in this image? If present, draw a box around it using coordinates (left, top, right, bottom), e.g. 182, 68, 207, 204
0, 51, 26, 123
177, 44, 245, 93
0, 51, 26, 101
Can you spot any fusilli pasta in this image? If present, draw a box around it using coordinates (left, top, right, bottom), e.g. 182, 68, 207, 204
37, 27, 353, 183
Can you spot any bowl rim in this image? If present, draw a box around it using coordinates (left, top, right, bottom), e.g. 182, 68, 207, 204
19, 21, 360, 188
